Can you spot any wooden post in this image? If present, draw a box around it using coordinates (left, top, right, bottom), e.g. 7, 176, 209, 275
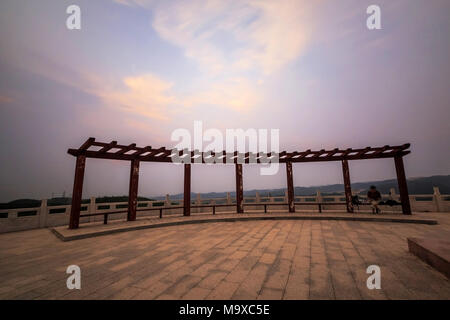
235, 163, 243, 213
286, 162, 295, 213
341, 159, 354, 213
88, 196, 96, 223
184, 163, 191, 216
394, 155, 412, 215
39, 199, 48, 228
127, 159, 140, 221
69, 155, 86, 229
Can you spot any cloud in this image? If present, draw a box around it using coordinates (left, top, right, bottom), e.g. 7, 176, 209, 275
96, 73, 259, 117
7, 45, 258, 119
181, 77, 259, 112
0, 95, 13, 104
113, 0, 314, 113
113, 0, 154, 7
96, 74, 176, 120
4, 1, 314, 120
1, 45, 177, 120
148, 0, 312, 76
88, 72, 259, 119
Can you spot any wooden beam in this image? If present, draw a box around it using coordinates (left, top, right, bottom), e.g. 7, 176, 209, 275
341, 159, 354, 213
69, 155, 86, 229
79, 137, 95, 151
67, 148, 411, 163
184, 163, 191, 216
127, 159, 140, 221
68, 139, 412, 165
98, 141, 117, 153
235, 163, 243, 213
133, 146, 152, 157
117, 143, 137, 155
394, 155, 412, 215
141, 147, 167, 160
286, 161, 295, 213
68, 143, 411, 163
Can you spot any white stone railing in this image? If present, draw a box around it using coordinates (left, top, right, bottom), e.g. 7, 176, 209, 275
1, 187, 449, 233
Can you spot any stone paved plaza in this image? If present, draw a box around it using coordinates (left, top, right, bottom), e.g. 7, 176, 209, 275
1, 213, 450, 300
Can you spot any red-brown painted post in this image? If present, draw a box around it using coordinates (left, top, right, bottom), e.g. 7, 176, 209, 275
341, 159, 354, 213
286, 161, 295, 213
127, 159, 140, 221
184, 163, 191, 216
235, 163, 243, 213
69, 155, 86, 229
394, 155, 412, 215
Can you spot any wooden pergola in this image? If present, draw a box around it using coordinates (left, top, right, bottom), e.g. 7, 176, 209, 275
67, 138, 412, 229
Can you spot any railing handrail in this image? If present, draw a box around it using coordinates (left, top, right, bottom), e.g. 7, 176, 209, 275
1, 192, 448, 212
78, 199, 409, 226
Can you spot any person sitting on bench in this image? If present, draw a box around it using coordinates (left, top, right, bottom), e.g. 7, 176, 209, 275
367, 185, 382, 214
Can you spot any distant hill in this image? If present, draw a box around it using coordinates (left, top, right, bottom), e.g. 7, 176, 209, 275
0, 196, 155, 210
158, 175, 450, 199
1, 175, 448, 209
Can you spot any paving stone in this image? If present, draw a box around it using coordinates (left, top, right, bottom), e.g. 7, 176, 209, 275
0, 213, 449, 300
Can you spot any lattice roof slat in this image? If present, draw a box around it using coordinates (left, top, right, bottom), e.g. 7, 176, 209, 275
68, 137, 411, 164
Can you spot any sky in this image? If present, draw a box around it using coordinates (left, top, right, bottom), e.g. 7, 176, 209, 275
0, 0, 449, 202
